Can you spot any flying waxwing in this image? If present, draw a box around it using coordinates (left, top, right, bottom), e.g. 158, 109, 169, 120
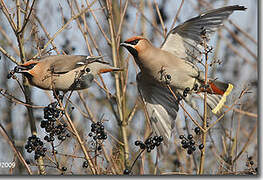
12, 55, 121, 93
121, 5, 246, 145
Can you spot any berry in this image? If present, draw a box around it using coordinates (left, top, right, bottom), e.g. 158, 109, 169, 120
61, 167, 67, 171
189, 140, 195, 145
140, 143, 146, 150
194, 127, 201, 135
135, 140, 141, 146
191, 146, 196, 151
250, 161, 254, 165
187, 149, 193, 155
82, 161, 89, 168
179, 135, 184, 139
181, 140, 187, 145
187, 134, 193, 140
199, 144, 204, 150
157, 136, 163, 142
123, 169, 131, 175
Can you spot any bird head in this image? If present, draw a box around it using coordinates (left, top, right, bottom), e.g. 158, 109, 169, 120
120, 36, 152, 58
14, 60, 38, 78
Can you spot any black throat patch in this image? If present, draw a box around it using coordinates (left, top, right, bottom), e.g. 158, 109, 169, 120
126, 46, 138, 58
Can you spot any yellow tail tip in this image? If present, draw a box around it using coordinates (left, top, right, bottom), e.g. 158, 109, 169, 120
212, 83, 233, 114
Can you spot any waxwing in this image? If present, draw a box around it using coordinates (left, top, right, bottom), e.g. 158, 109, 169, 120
121, 5, 246, 145
13, 55, 121, 93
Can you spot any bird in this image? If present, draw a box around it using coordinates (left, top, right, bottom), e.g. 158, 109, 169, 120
120, 5, 246, 145
12, 55, 121, 95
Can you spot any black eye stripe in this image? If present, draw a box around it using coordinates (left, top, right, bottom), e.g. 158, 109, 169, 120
126, 39, 139, 45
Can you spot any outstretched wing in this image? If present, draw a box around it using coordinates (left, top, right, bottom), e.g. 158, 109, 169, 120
137, 73, 180, 145
161, 5, 246, 62
39, 55, 104, 74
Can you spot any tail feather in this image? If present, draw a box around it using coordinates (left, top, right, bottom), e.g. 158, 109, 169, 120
198, 80, 233, 114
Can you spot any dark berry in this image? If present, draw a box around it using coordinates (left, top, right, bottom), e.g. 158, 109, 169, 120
25, 144, 29, 149
250, 161, 254, 165
88, 132, 93, 137
191, 146, 196, 151
182, 144, 188, 149
82, 161, 89, 168
190, 140, 195, 145
25, 159, 30, 164
102, 134, 107, 140
181, 140, 187, 145
61, 167, 67, 171
179, 135, 184, 139
157, 136, 163, 142
123, 169, 131, 175
50, 136, 55, 141
199, 144, 204, 150
140, 143, 146, 150
66, 133, 71, 137
185, 87, 190, 92
147, 148, 151, 153
155, 142, 161, 146
135, 140, 141, 146
187, 134, 193, 140
153, 136, 158, 141
34, 154, 40, 160
187, 149, 193, 155
194, 127, 201, 135
40, 121, 47, 128
97, 145, 102, 151
145, 138, 152, 145
27, 148, 33, 153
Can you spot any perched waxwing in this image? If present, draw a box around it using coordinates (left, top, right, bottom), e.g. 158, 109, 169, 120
13, 55, 121, 93
121, 5, 246, 145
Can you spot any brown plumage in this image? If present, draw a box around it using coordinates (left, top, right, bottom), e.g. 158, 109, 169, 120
121, 5, 245, 145
14, 55, 121, 92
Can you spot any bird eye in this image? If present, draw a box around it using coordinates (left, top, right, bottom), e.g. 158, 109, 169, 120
128, 39, 139, 45
86, 68, 90, 73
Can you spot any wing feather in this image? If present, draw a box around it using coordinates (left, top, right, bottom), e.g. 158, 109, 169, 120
137, 73, 180, 145
161, 5, 246, 62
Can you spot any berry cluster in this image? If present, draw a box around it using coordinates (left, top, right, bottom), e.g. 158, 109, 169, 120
25, 135, 47, 160
179, 134, 196, 154
88, 121, 107, 151
135, 135, 163, 153
41, 102, 70, 143
179, 134, 204, 155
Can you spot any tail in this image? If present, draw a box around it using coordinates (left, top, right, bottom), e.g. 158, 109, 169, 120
198, 80, 233, 114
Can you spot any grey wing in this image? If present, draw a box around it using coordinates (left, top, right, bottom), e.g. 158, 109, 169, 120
42, 55, 103, 74
137, 73, 180, 145
161, 5, 246, 62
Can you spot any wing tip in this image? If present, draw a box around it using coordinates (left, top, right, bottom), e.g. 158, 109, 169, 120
212, 83, 233, 114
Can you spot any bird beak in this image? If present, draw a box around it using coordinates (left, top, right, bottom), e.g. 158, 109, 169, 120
14, 65, 29, 73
